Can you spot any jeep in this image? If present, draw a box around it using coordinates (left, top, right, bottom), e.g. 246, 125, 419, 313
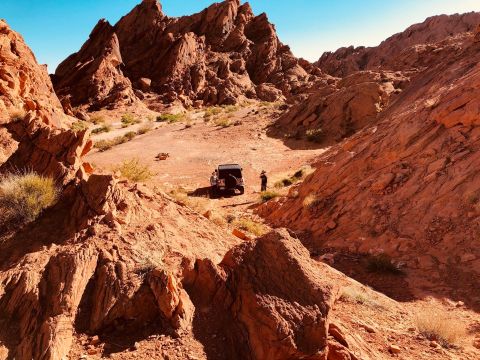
211, 164, 245, 195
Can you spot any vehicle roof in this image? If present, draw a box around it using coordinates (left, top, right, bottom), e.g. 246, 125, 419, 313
218, 164, 242, 170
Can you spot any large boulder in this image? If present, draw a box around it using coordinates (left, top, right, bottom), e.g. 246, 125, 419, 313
186, 229, 339, 359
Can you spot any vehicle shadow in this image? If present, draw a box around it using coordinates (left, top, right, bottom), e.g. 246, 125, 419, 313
187, 187, 242, 200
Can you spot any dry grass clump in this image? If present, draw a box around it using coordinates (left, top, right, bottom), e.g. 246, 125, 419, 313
89, 115, 105, 125
71, 121, 89, 132
366, 254, 403, 275
306, 128, 324, 143
274, 166, 313, 188
121, 113, 141, 128
115, 158, 154, 183
415, 309, 466, 348
303, 194, 321, 209
233, 217, 267, 236
94, 131, 139, 151
214, 117, 232, 128
156, 113, 186, 123
260, 190, 279, 202
203, 107, 222, 120
0, 171, 59, 223
339, 286, 382, 308
137, 123, 154, 135
91, 124, 112, 134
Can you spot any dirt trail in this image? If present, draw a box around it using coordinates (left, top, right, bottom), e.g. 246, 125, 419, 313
87, 105, 326, 210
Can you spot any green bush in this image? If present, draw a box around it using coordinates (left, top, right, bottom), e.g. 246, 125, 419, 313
121, 113, 141, 127
156, 113, 185, 123
306, 128, 324, 143
116, 158, 154, 182
0, 172, 59, 222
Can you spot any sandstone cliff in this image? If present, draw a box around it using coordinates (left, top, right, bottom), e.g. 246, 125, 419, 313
53, 0, 317, 110
260, 28, 480, 301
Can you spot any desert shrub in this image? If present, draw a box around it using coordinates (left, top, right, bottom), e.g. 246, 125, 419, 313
204, 107, 222, 120
121, 113, 141, 127
223, 105, 238, 113
94, 132, 137, 151
339, 286, 382, 308
137, 123, 153, 135
416, 309, 466, 348
156, 113, 185, 123
260, 190, 279, 202
91, 124, 112, 134
214, 117, 231, 128
71, 121, 89, 132
366, 254, 403, 275
116, 158, 154, 183
123, 131, 137, 141
89, 115, 105, 125
168, 187, 209, 214
94, 140, 112, 152
0, 172, 59, 222
233, 218, 267, 236
306, 128, 324, 143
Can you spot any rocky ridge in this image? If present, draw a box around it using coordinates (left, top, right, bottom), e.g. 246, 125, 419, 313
53, 0, 319, 111
260, 24, 480, 302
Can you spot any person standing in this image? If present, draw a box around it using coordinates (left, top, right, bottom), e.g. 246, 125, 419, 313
260, 170, 268, 192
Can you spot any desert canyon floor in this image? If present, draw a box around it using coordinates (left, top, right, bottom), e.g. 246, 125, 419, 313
2, 0, 480, 359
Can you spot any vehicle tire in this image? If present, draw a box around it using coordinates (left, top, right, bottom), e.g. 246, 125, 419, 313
225, 175, 237, 190
237, 186, 245, 195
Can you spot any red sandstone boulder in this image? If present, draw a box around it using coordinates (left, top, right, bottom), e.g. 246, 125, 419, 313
186, 229, 338, 359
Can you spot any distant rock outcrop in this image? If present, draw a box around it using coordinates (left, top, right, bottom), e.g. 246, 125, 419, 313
260, 26, 480, 294
316, 12, 480, 77
53, 0, 317, 110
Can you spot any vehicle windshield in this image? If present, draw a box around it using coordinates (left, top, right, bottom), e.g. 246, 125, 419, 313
218, 169, 242, 179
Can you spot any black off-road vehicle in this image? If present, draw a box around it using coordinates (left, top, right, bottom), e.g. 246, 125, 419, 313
211, 164, 245, 196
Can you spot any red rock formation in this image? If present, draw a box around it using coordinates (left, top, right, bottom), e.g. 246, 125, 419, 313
53, 20, 138, 111
317, 12, 480, 77
275, 71, 409, 143
186, 229, 339, 359
53, 0, 316, 109
260, 29, 480, 293
0, 113, 92, 185
0, 20, 65, 163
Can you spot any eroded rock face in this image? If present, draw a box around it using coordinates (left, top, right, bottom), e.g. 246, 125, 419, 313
186, 229, 338, 359
261, 33, 480, 289
0, 113, 92, 185
317, 12, 480, 77
0, 20, 66, 163
53, 20, 139, 111
275, 71, 409, 143
53, 0, 316, 108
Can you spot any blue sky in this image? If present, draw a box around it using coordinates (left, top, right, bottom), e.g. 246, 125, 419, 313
1, 0, 479, 72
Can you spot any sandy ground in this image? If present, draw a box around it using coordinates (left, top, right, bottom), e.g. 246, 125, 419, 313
87, 105, 326, 209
